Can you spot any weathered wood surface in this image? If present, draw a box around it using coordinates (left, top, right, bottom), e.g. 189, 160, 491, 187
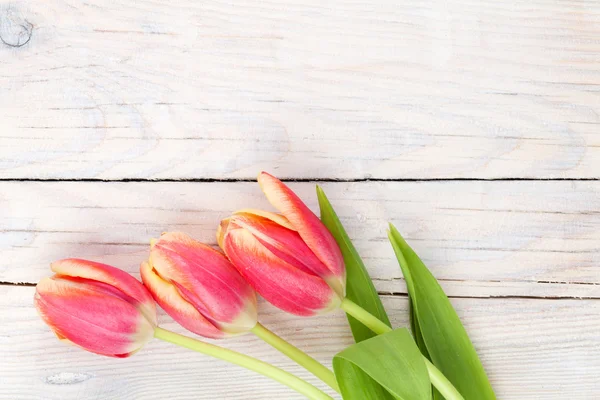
2, 286, 599, 399
2, 181, 599, 298
3, 180, 599, 398
2, 0, 600, 398
1, 0, 599, 180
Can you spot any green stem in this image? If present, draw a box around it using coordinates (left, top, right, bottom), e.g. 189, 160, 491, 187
251, 322, 340, 393
340, 297, 392, 335
423, 358, 466, 400
154, 327, 333, 400
340, 298, 465, 400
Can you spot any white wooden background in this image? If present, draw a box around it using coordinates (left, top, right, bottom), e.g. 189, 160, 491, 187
1, 0, 599, 398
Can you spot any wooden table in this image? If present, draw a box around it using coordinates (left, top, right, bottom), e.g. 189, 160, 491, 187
1, 0, 599, 398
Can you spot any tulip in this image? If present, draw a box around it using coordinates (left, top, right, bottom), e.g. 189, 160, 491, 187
34, 258, 157, 358
140, 231, 257, 338
217, 172, 346, 316
141, 231, 340, 393
34, 258, 333, 399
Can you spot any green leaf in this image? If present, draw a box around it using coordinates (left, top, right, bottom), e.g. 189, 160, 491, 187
407, 258, 436, 398
317, 186, 391, 342
334, 361, 397, 400
405, 256, 440, 400
388, 224, 496, 400
333, 328, 432, 400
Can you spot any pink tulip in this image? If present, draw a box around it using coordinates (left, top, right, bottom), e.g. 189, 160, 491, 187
217, 172, 346, 316
141, 232, 257, 339
34, 259, 157, 358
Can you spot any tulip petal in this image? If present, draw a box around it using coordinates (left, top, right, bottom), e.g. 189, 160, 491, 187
223, 227, 341, 316
140, 262, 228, 338
150, 232, 257, 327
230, 213, 330, 279
234, 208, 296, 231
216, 218, 231, 250
51, 259, 157, 325
35, 277, 154, 357
257, 172, 345, 284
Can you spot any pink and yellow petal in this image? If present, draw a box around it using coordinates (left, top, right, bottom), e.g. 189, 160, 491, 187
230, 213, 330, 278
140, 261, 229, 338
150, 232, 257, 325
257, 172, 345, 291
218, 299, 259, 335
216, 218, 231, 249
34, 277, 153, 357
50, 259, 157, 325
233, 208, 296, 231
223, 228, 341, 316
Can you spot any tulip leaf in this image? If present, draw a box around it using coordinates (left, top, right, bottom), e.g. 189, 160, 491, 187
334, 361, 397, 400
388, 224, 496, 400
408, 271, 439, 399
317, 186, 391, 342
333, 328, 432, 400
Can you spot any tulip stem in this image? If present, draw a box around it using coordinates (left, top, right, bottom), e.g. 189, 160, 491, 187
251, 322, 340, 393
340, 298, 465, 400
423, 358, 465, 400
154, 327, 334, 400
339, 298, 392, 335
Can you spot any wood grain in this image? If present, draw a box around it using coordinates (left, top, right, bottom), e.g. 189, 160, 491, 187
2, 181, 599, 298
2, 286, 598, 399
1, 0, 599, 180
2, 0, 599, 397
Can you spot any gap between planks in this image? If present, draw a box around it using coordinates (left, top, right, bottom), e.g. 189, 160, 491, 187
2, 178, 600, 183
4, 280, 598, 300
4, 180, 599, 300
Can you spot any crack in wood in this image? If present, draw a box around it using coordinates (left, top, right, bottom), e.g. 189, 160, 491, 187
3, 280, 598, 300
378, 292, 600, 300
0, 281, 36, 287
1, 178, 600, 183
373, 277, 600, 286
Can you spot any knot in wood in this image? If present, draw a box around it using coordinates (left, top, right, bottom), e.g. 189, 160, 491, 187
0, 7, 33, 48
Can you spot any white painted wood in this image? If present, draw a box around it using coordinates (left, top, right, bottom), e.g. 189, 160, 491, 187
2, 181, 600, 298
2, 0, 599, 397
1, 0, 599, 180
2, 286, 599, 399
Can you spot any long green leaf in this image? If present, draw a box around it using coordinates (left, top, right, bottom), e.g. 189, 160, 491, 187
409, 302, 429, 358
406, 253, 437, 398
333, 328, 432, 400
388, 224, 496, 400
317, 186, 391, 342
413, 315, 441, 400
404, 265, 427, 357
334, 361, 397, 400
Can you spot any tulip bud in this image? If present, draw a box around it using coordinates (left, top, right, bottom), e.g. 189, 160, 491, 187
34, 259, 157, 358
141, 232, 257, 338
218, 172, 346, 316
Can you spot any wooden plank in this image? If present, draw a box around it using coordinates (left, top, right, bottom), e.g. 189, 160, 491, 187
2, 286, 599, 399
2, 181, 600, 298
1, 0, 599, 180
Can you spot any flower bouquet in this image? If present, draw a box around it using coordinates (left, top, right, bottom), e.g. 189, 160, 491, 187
35, 172, 495, 399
